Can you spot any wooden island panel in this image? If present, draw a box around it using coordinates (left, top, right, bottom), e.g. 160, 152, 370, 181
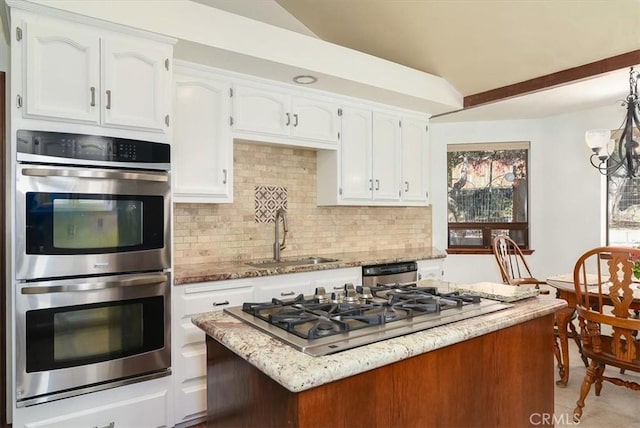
206, 313, 554, 428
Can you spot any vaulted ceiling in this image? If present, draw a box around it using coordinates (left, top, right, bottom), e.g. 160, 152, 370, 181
195, 0, 640, 120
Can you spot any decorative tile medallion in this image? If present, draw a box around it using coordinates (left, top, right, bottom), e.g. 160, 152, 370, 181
255, 185, 287, 223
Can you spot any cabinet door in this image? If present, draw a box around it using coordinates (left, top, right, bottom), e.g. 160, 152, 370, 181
173, 283, 254, 426
174, 71, 232, 203
372, 111, 401, 201
232, 84, 290, 136
401, 116, 429, 203
102, 36, 171, 131
340, 107, 373, 201
23, 20, 100, 124
291, 96, 340, 144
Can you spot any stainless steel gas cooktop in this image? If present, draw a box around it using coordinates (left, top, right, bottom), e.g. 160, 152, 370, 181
224, 283, 512, 356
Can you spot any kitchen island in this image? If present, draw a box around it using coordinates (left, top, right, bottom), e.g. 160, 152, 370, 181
193, 294, 566, 428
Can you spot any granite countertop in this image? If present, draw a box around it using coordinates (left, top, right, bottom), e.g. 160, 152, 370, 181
174, 247, 446, 285
192, 294, 567, 393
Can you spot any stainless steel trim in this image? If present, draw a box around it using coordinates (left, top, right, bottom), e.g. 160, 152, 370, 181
17, 369, 171, 408
106, 89, 112, 109
16, 152, 171, 171
22, 274, 168, 294
225, 300, 512, 357
22, 167, 169, 182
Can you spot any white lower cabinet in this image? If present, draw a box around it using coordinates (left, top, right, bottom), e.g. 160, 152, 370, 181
14, 377, 172, 428
172, 280, 254, 427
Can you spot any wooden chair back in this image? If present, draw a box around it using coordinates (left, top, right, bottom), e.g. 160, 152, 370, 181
572, 246, 640, 367
492, 235, 544, 286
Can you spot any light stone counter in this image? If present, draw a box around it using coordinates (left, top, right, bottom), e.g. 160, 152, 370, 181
175, 247, 446, 285
192, 294, 566, 393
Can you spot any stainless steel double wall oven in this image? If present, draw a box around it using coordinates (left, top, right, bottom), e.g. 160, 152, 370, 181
14, 130, 172, 406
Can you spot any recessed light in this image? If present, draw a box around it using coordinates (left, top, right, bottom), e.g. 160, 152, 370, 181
293, 75, 318, 85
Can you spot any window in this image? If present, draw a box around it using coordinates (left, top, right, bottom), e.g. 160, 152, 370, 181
447, 142, 530, 254
607, 131, 640, 245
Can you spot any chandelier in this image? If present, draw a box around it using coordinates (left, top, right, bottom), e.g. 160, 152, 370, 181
585, 67, 640, 178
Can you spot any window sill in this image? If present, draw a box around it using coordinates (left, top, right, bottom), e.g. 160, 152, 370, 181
446, 248, 535, 255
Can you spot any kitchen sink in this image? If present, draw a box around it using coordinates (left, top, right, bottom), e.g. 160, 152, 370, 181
246, 257, 340, 268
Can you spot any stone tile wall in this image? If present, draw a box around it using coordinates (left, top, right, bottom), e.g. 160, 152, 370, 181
173, 142, 432, 265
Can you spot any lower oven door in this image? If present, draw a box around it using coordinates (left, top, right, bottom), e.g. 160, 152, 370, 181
15, 272, 171, 406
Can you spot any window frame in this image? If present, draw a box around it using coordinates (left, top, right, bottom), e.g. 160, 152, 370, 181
446, 142, 531, 255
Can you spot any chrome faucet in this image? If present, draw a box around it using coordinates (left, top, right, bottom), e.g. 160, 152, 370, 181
273, 208, 288, 261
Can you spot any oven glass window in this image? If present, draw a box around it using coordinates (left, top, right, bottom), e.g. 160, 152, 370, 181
52, 199, 143, 249
53, 304, 143, 361
26, 297, 164, 372
26, 193, 163, 255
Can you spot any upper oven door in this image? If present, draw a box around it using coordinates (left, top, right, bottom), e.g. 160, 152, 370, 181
16, 164, 171, 280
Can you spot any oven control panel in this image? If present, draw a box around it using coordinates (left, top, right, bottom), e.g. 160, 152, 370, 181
16, 129, 170, 165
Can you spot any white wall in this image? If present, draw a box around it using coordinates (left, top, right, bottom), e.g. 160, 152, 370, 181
0, 18, 8, 72
430, 102, 624, 284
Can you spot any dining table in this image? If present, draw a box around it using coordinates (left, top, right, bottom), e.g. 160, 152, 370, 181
546, 273, 640, 387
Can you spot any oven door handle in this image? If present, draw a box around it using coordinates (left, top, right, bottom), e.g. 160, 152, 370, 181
21, 274, 168, 294
21, 168, 168, 182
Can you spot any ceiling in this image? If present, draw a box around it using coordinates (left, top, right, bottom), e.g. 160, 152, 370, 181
197, 0, 640, 121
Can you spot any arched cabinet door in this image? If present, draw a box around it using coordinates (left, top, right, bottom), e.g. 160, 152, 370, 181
173, 64, 233, 203
102, 36, 172, 132
23, 19, 100, 124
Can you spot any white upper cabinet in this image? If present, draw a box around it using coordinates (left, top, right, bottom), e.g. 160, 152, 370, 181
173, 62, 232, 203
23, 20, 100, 124
401, 116, 430, 203
102, 37, 172, 131
232, 82, 340, 148
290, 96, 340, 143
340, 106, 373, 201
371, 111, 401, 202
318, 105, 429, 206
16, 12, 173, 135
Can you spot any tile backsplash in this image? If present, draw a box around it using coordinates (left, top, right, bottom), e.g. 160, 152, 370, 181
173, 142, 432, 265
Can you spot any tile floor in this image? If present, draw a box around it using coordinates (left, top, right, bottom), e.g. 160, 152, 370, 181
553, 339, 639, 427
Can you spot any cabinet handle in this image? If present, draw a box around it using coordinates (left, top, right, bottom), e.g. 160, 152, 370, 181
280, 291, 295, 296
93, 422, 115, 428
165, 114, 170, 126
212, 301, 230, 306
332, 286, 342, 290
404, 181, 409, 192
418, 273, 422, 280
90, 87, 96, 107
293, 113, 299, 127
222, 169, 228, 184
285, 112, 291, 126
375, 179, 380, 191
105, 90, 112, 110
369, 179, 373, 191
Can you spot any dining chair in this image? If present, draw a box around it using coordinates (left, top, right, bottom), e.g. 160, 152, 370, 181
572, 246, 640, 421
492, 235, 589, 369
